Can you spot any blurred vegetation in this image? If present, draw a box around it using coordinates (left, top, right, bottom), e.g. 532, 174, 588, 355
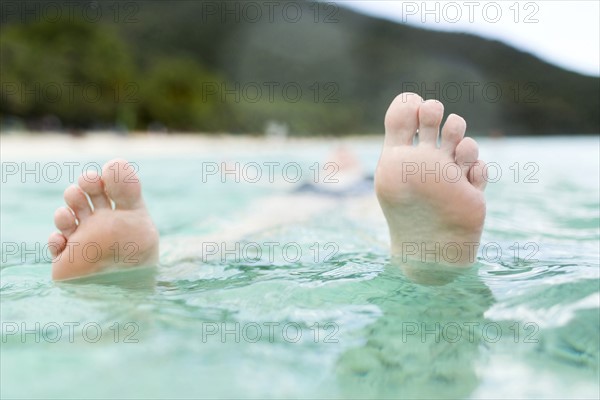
1, 0, 598, 135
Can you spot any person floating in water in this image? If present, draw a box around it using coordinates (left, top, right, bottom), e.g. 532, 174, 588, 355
48, 93, 487, 280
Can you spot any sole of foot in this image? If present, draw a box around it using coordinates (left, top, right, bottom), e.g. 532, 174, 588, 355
48, 159, 159, 281
375, 93, 487, 270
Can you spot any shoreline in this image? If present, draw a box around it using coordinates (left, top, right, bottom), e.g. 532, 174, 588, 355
0, 132, 383, 159
1, 132, 597, 160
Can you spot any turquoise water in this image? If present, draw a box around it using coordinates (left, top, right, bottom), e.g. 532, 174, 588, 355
1, 137, 599, 399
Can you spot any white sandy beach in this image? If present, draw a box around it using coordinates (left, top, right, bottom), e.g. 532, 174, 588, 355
0, 132, 383, 160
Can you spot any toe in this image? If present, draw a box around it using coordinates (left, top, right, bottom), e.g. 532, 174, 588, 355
417, 99, 444, 146
78, 171, 111, 210
455, 137, 479, 177
102, 159, 143, 210
48, 232, 67, 258
440, 114, 466, 156
384, 92, 423, 146
54, 207, 77, 238
468, 160, 488, 191
64, 185, 92, 220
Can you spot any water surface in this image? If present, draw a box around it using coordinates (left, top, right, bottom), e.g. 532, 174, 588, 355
1, 136, 598, 399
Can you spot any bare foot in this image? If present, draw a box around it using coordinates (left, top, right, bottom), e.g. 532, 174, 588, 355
375, 93, 487, 266
48, 159, 159, 280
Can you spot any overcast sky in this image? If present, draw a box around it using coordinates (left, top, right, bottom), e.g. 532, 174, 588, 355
341, 0, 600, 76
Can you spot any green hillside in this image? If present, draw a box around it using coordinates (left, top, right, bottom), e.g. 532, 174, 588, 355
1, 0, 598, 134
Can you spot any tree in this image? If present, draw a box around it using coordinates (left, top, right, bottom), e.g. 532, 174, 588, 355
1, 19, 136, 128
